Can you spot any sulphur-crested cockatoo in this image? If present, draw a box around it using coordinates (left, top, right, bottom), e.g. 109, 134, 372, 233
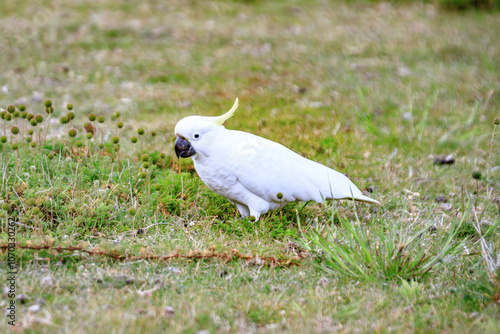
175, 98, 378, 220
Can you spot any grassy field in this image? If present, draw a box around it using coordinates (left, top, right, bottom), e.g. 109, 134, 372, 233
1, 0, 500, 332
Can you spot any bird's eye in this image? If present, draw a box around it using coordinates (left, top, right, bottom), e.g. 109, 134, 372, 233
194, 134, 200, 139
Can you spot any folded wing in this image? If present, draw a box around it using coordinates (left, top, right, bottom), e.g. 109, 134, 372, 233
226, 130, 379, 205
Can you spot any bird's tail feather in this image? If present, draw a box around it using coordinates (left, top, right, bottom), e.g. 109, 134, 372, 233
350, 194, 380, 204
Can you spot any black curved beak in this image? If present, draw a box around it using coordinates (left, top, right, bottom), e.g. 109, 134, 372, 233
175, 136, 196, 158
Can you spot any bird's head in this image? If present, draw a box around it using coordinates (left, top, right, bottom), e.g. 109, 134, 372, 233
174, 98, 239, 159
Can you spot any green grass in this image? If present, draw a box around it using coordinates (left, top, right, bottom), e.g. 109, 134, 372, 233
0, 0, 500, 332
300, 201, 476, 282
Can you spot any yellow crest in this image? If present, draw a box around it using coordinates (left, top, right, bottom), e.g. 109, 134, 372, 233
213, 98, 238, 125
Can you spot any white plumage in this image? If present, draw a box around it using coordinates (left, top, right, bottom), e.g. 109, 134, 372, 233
174, 98, 378, 220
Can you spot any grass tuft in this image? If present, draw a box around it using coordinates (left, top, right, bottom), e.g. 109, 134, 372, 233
300, 202, 472, 281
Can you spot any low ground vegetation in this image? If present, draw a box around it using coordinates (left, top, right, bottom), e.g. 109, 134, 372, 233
0, 0, 499, 332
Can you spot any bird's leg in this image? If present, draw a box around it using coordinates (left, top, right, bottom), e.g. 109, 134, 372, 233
235, 203, 250, 218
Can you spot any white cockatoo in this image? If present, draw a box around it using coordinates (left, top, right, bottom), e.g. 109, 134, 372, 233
175, 98, 379, 220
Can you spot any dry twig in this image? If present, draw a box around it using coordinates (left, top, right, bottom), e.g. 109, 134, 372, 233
0, 243, 301, 267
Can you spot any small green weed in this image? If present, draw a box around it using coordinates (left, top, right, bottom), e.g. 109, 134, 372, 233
300, 202, 471, 281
